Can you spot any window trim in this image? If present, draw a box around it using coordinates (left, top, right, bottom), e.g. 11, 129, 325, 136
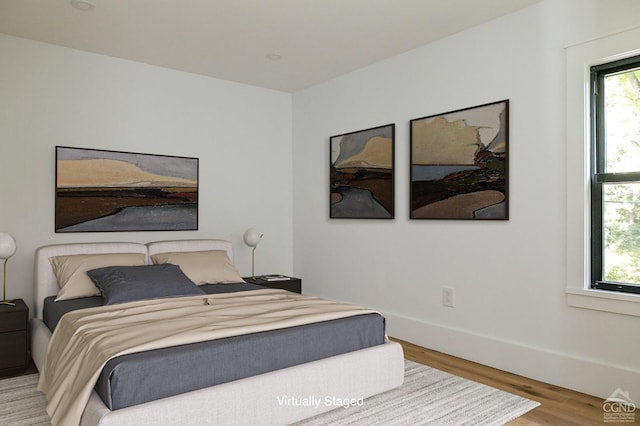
565, 26, 640, 317
589, 55, 640, 295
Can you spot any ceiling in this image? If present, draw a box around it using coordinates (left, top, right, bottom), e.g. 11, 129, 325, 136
0, 0, 541, 92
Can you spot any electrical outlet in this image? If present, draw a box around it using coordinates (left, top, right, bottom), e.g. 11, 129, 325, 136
442, 287, 455, 307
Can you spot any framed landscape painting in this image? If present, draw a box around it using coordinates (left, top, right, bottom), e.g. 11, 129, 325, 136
410, 100, 509, 220
330, 124, 395, 219
55, 146, 198, 232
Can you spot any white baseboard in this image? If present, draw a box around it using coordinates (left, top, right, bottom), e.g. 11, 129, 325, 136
384, 311, 640, 400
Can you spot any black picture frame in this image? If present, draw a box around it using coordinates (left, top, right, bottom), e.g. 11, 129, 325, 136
330, 124, 395, 219
410, 100, 509, 220
55, 146, 199, 232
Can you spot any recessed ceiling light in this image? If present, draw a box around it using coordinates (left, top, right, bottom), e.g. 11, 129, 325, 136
265, 53, 283, 61
70, 0, 95, 11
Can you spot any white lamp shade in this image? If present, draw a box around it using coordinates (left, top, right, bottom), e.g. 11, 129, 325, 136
243, 228, 262, 247
0, 233, 16, 259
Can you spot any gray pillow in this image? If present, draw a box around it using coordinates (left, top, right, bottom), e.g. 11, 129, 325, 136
87, 264, 205, 305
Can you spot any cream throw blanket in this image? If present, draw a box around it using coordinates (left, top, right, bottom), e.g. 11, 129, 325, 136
37, 289, 377, 426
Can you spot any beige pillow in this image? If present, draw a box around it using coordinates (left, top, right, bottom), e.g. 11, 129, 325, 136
151, 250, 244, 285
50, 253, 146, 301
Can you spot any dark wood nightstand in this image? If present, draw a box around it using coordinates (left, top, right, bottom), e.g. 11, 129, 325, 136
243, 276, 302, 294
0, 299, 29, 377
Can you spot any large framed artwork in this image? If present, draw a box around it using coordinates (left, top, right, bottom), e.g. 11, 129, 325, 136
330, 124, 395, 219
410, 100, 509, 220
55, 146, 198, 232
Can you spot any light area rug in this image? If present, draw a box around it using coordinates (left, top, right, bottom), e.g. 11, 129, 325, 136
296, 360, 540, 425
0, 360, 539, 426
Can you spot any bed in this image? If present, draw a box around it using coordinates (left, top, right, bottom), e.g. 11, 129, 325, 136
31, 239, 405, 426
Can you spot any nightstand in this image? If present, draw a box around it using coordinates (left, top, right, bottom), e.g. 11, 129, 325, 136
0, 299, 28, 377
243, 276, 302, 294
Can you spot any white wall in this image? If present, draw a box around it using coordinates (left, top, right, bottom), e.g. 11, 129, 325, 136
292, 0, 640, 399
0, 34, 293, 312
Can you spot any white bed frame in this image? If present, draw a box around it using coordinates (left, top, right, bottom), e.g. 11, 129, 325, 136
31, 239, 405, 425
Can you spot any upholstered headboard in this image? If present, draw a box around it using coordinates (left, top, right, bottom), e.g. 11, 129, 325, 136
34, 239, 234, 320
146, 239, 233, 262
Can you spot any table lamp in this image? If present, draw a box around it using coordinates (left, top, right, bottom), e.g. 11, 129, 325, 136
243, 228, 263, 279
0, 233, 17, 306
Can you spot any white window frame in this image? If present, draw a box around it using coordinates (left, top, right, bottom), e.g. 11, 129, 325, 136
565, 26, 640, 317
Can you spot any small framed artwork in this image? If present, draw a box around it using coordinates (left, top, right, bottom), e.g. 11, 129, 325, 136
330, 124, 395, 219
410, 100, 509, 220
55, 146, 198, 232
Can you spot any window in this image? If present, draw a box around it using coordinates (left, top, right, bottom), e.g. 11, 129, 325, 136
590, 55, 640, 295
566, 27, 640, 315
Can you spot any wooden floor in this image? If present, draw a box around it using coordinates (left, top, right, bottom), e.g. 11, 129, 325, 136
391, 337, 639, 425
